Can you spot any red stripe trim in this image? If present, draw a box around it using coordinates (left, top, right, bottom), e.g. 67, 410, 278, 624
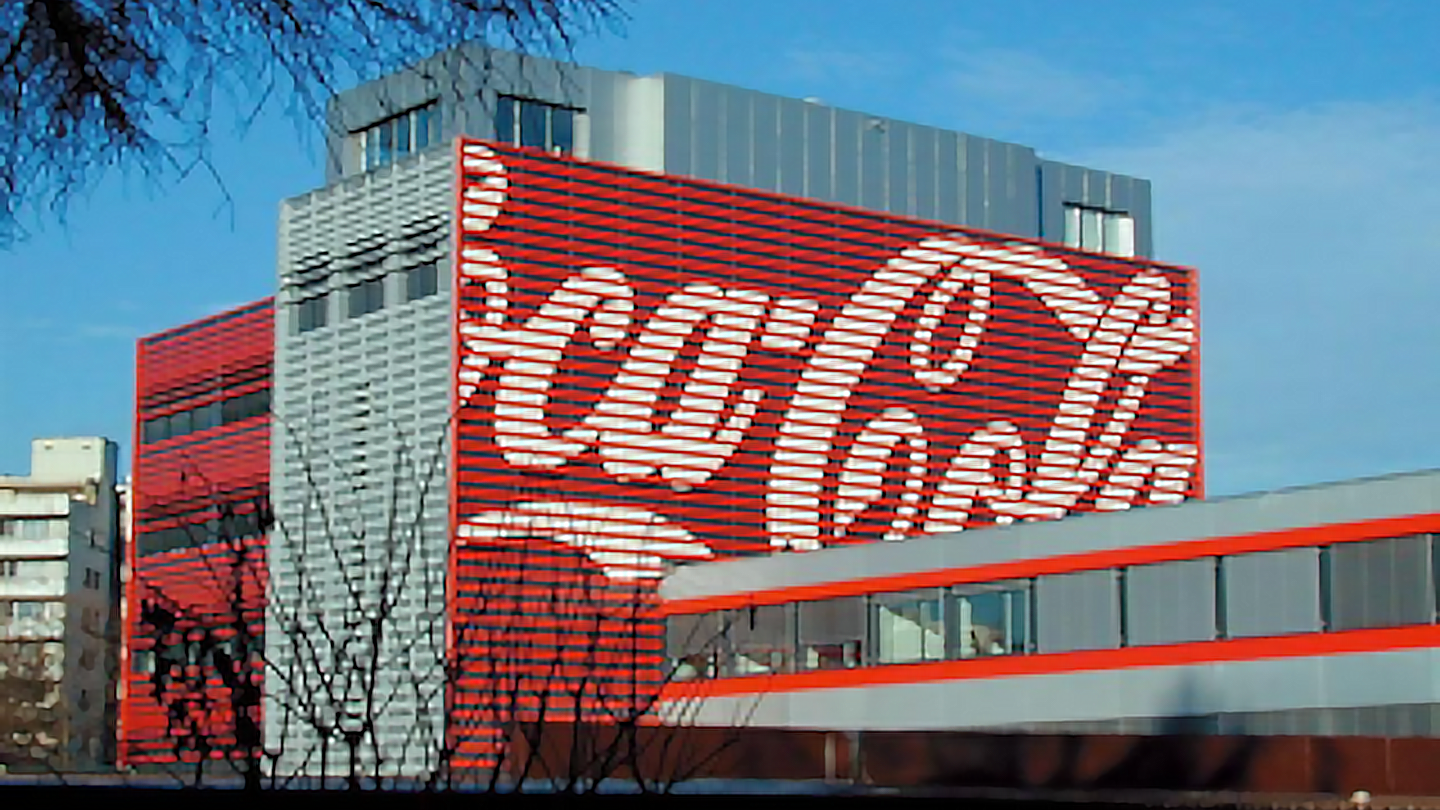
661, 511, 1440, 615
660, 623, 1440, 700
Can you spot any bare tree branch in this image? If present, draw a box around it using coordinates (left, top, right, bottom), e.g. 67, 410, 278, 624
0, 0, 627, 245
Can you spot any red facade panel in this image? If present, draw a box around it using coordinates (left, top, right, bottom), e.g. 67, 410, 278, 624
122, 300, 273, 769
449, 141, 1200, 760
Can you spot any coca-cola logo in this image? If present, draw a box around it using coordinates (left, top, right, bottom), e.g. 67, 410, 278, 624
453, 143, 1199, 579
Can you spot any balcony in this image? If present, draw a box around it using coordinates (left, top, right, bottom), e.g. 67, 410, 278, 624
0, 617, 65, 640
0, 577, 67, 599
0, 536, 69, 558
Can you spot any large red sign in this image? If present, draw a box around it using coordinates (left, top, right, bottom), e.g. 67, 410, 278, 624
453, 141, 1199, 578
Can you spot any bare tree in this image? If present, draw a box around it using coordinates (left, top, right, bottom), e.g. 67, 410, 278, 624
0, 637, 67, 772
128, 410, 748, 792
0, 0, 625, 244
127, 478, 270, 788
261, 412, 750, 792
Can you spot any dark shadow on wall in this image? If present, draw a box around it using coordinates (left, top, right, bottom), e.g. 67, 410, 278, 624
862, 673, 1272, 793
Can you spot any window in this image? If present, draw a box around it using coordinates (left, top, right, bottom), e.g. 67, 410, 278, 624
296, 295, 329, 333
132, 650, 156, 674
142, 416, 169, 443
665, 612, 728, 681
83, 568, 100, 590
348, 278, 386, 318
222, 389, 270, 424
1063, 204, 1136, 257
727, 605, 794, 676
1222, 548, 1322, 638
1035, 569, 1122, 653
14, 601, 43, 621
494, 96, 578, 154
951, 580, 1031, 657
1, 560, 18, 577
356, 102, 441, 172
873, 590, 945, 664
1326, 536, 1433, 631
406, 262, 440, 302
1123, 559, 1217, 646
798, 596, 864, 670
192, 401, 222, 432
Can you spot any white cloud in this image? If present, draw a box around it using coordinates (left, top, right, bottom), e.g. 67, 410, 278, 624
1075, 99, 1440, 494
939, 46, 1138, 121
783, 46, 905, 87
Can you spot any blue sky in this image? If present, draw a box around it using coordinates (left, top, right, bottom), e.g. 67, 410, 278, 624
2, 0, 1438, 496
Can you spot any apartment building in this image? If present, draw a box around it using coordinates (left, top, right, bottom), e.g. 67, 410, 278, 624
0, 437, 120, 771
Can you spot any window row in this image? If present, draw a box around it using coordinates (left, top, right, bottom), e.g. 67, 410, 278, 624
666, 534, 1438, 680
494, 95, 577, 155
356, 102, 442, 172
0, 560, 66, 581
141, 388, 270, 445
0, 601, 64, 623
1063, 204, 1136, 258
131, 634, 264, 674
293, 262, 440, 334
138, 509, 269, 557
0, 518, 68, 541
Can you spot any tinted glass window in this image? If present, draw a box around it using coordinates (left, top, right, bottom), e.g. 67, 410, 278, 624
519, 100, 547, 148
551, 107, 574, 153
494, 96, 515, 144
407, 263, 439, 301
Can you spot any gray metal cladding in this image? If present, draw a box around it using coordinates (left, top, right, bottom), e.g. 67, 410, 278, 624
1329, 534, 1434, 630
326, 49, 1156, 256
777, 97, 806, 198
661, 470, 1440, 604
271, 149, 455, 776
673, 647, 1440, 736
1036, 569, 1122, 653
1125, 558, 1218, 646
1222, 547, 1323, 638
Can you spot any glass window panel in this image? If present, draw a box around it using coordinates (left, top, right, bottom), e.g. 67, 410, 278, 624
1329, 536, 1433, 631
349, 281, 383, 318
874, 589, 944, 664
365, 129, 379, 171
551, 107, 575, 153
519, 100, 548, 149
377, 120, 393, 166
407, 263, 439, 301
495, 96, 515, 144
952, 580, 1031, 657
798, 597, 864, 670
1222, 548, 1322, 638
1080, 208, 1103, 251
666, 612, 727, 681
1063, 205, 1082, 247
395, 112, 412, 156
192, 402, 221, 432
414, 106, 431, 150
1036, 570, 1122, 653
222, 396, 243, 424
168, 409, 192, 438
1124, 559, 1216, 646
1105, 213, 1136, 257
728, 605, 793, 676
143, 416, 169, 444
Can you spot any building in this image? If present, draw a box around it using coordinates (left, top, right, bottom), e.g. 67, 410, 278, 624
119, 300, 273, 770
661, 468, 1440, 736
0, 437, 121, 772
325, 44, 1152, 258
266, 38, 1189, 772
